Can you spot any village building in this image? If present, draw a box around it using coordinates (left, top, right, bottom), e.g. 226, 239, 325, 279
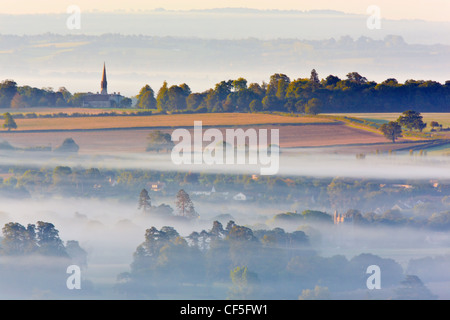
83, 63, 125, 108
333, 210, 354, 225
147, 181, 165, 192
333, 210, 344, 224
233, 192, 247, 201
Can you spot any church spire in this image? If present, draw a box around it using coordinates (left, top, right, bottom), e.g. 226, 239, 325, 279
101, 62, 108, 95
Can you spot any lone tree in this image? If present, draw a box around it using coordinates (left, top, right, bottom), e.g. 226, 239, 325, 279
138, 188, 152, 214
175, 189, 198, 219
2, 112, 17, 131
54, 138, 79, 153
397, 110, 427, 132
146, 130, 174, 153
430, 121, 441, 130
380, 121, 403, 143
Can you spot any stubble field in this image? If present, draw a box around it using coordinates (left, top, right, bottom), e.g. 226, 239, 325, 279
0, 111, 425, 154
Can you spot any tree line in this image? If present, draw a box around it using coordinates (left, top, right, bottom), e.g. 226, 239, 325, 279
1, 71, 450, 113
0, 220, 87, 263
135, 71, 450, 114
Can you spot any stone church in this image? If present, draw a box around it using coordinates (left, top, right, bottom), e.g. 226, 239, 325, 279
83, 63, 124, 108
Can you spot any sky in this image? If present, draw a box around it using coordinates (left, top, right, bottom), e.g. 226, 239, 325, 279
1, 0, 450, 22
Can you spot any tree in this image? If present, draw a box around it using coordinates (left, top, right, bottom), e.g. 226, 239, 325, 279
65, 240, 88, 268
394, 275, 437, 300
204, 80, 233, 112
305, 98, 322, 115
10, 93, 29, 108
322, 75, 341, 87
1, 221, 70, 257
54, 137, 79, 153
156, 81, 169, 111
36, 221, 68, 256
1, 222, 37, 255
138, 188, 151, 213
249, 99, 263, 112
397, 110, 426, 132
228, 266, 259, 299
52, 165, 73, 188
232, 78, 248, 92
120, 97, 133, 108
186, 93, 206, 111
136, 85, 156, 109
346, 72, 367, 85
175, 189, 198, 219
266, 74, 290, 97
380, 121, 403, 143
3, 112, 17, 131
166, 84, 190, 111
69, 92, 87, 107
57, 86, 72, 102
299, 285, 330, 300
131, 226, 180, 273
309, 69, 320, 89
146, 130, 174, 152
430, 121, 440, 130
301, 210, 333, 223
0, 80, 18, 108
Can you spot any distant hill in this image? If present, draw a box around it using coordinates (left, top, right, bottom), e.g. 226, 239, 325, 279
0, 9, 449, 45
0, 33, 449, 96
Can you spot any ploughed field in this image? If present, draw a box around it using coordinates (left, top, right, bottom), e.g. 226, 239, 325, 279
0, 112, 424, 154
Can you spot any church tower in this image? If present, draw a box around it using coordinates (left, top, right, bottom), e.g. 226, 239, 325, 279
100, 63, 108, 95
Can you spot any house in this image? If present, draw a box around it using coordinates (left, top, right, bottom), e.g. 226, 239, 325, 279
192, 186, 216, 196
391, 202, 413, 211
333, 210, 354, 225
233, 192, 247, 201
147, 181, 165, 192
333, 210, 345, 224
430, 180, 439, 188
108, 177, 118, 187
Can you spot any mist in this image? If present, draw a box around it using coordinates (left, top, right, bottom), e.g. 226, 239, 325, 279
1, 147, 450, 299
2, 147, 450, 180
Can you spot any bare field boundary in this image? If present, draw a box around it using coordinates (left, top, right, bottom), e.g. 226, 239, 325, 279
3, 113, 336, 132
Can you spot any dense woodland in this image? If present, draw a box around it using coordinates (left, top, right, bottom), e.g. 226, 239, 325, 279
0, 210, 441, 299
0, 70, 450, 113
114, 219, 441, 299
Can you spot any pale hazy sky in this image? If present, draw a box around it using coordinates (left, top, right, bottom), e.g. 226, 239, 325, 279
2, 0, 450, 22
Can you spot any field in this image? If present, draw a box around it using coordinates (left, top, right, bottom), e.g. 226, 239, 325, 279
0, 107, 126, 115
0, 111, 433, 154
327, 113, 450, 130
325, 112, 450, 154
6, 113, 334, 131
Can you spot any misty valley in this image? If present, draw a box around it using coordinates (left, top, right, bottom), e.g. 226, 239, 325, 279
0, 150, 449, 300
